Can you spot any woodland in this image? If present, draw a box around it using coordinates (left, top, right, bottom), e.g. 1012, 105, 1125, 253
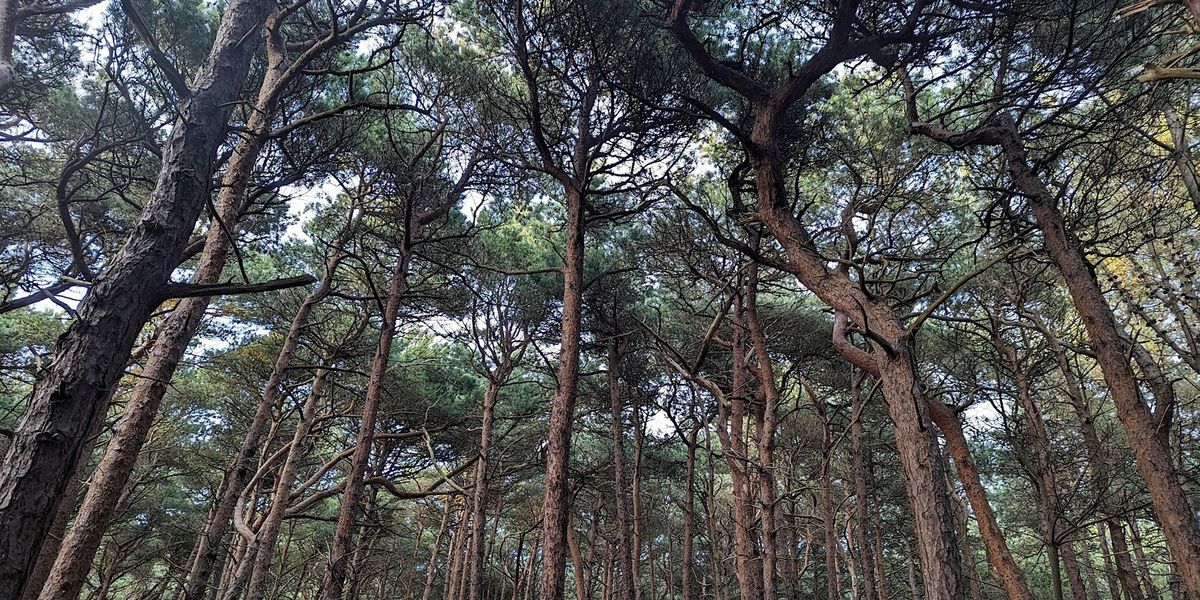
4, 0, 1200, 599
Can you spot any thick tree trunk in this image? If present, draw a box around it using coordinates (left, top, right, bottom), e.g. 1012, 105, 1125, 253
750, 127, 966, 599
681, 426, 698, 600
21, 414, 105, 600
0, 0, 270, 592
318, 251, 410, 600
37, 15, 296, 600
606, 340, 639, 600
536, 186, 586, 600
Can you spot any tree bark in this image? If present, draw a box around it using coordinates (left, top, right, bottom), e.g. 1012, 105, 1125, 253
0, 0, 270, 591
468, 366, 511, 600
849, 370, 877, 600
606, 339, 639, 600
536, 185, 586, 600
318, 249, 410, 600
182, 213, 353, 600
235, 367, 333, 600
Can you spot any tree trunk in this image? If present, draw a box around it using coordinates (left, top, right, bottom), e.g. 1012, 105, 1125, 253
607, 339, 639, 600
422, 501, 454, 600
996, 122, 1200, 597
36, 15, 297, 600
236, 367, 333, 600
751, 133, 966, 599
183, 216, 352, 600
744, 262, 779, 600
536, 185, 586, 600
468, 374, 506, 600
318, 250, 410, 600
681, 426, 698, 600
927, 400, 1034, 600
21, 414, 105, 600
850, 370, 877, 600
0, 0, 270, 591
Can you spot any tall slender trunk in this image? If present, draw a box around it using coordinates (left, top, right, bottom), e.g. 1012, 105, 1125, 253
536, 179, 586, 600
235, 367, 333, 600
318, 249, 410, 600
744, 262, 779, 600
718, 301, 762, 600
468, 374, 506, 600
850, 370, 877, 600
812, 384, 838, 600
1109, 521, 1146, 600
183, 219, 352, 600
927, 400, 1034, 600
0, 0, 270, 592
607, 339, 639, 600
422, 501, 454, 600
681, 426, 698, 600
567, 515, 587, 600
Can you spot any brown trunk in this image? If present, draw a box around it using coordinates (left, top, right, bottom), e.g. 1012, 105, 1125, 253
850, 371, 877, 600
567, 515, 587, 600
1062, 541, 1091, 600
1099, 523, 1128, 600
995, 123, 1200, 596
745, 263, 779, 600
1128, 519, 1160, 599
811, 384, 838, 600
750, 126, 965, 599
183, 216, 352, 600
681, 426, 698, 600
536, 185, 586, 600
926, 400, 1034, 600
1109, 521, 1146, 600
318, 249, 410, 600
236, 367, 333, 600
0, 0, 270, 591
468, 373, 506, 600
607, 340, 639, 600
38, 16, 293, 600
422, 501, 454, 600
717, 302, 763, 600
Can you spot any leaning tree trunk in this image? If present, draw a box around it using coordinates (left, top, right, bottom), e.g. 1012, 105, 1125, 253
318, 250, 411, 600
926, 401, 1034, 600
994, 125, 1200, 596
236, 367, 333, 600
38, 16, 301, 600
181, 230, 351, 600
750, 133, 966, 599
0, 0, 270, 592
